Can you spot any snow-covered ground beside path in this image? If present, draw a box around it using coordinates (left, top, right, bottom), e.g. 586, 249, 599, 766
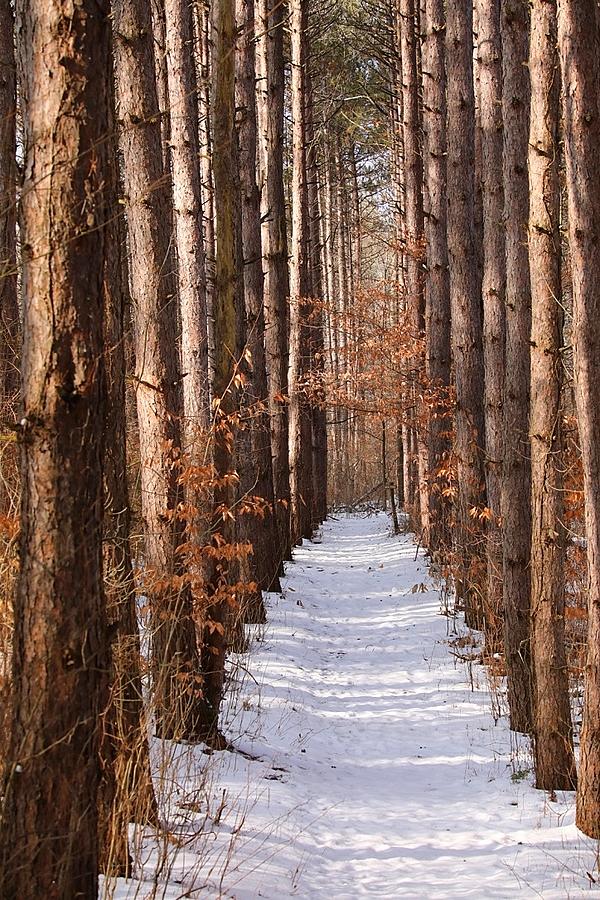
112, 513, 599, 899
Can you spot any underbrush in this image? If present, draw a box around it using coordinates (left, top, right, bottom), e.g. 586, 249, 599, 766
100, 630, 265, 899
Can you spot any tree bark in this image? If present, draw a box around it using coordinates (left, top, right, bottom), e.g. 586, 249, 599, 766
422, 0, 451, 560
446, 0, 486, 625
194, 0, 216, 375
151, 0, 171, 175
259, 0, 292, 560
476, 0, 505, 649
399, 0, 428, 537
529, 0, 576, 789
557, 0, 600, 830
199, 0, 240, 732
335, 138, 353, 508
98, 64, 158, 879
113, 0, 206, 740
321, 139, 341, 503
235, 0, 281, 593
0, 4, 18, 406
0, 2, 110, 895
164, 0, 210, 446
500, 0, 533, 736
305, 65, 328, 525
163, 0, 215, 642
289, 0, 314, 543
392, 1, 417, 523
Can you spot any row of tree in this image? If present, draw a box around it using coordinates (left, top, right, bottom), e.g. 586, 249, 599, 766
0, 0, 338, 895
368, 0, 600, 838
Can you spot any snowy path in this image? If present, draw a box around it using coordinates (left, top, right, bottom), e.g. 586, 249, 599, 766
117, 514, 597, 899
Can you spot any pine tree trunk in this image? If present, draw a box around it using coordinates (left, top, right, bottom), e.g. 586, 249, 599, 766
151, 0, 171, 176
0, 5, 18, 406
422, 0, 451, 559
500, 0, 533, 736
259, 0, 292, 560
200, 0, 240, 731
472, 7, 484, 288
112, 0, 206, 740
321, 141, 341, 504
289, 0, 314, 543
396, 426, 405, 508
235, 0, 281, 593
476, 0, 505, 649
348, 145, 362, 499
0, 3, 110, 895
391, 0, 406, 303
392, 2, 416, 523
529, 0, 576, 788
305, 66, 328, 525
399, 0, 428, 537
335, 138, 352, 507
164, 0, 210, 445
163, 0, 214, 629
557, 0, 600, 832
446, 0, 486, 625
195, 0, 216, 367
349, 144, 362, 289
98, 65, 158, 879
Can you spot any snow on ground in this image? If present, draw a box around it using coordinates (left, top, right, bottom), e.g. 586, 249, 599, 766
110, 513, 600, 899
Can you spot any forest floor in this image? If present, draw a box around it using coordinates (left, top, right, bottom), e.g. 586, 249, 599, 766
110, 514, 599, 899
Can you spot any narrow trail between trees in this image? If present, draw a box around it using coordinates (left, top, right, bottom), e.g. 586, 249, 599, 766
119, 515, 594, 899
216, 514, 590, 899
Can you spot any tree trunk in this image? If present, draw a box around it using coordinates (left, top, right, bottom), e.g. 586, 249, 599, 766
396, 425, 405, 507
151, 0, 171, 175
235, 0, 281, 593
199, 0, 240, 732
0, 4, 18, 406
113, 0, 206, 741
392, 2, 416, 524
347, 144, 362, 500
289, 0, 314, 543
399, 0, 428, 538
557, 0, 600, 831
422, 0, 451, 560
163, 0, 214, 636
321, 140, 341, 504
500, 0, 533, 735
476, 0, 505, 651
335, 138, 353, 507
164, 0, 210, 446
446, 0, 486, 625
305, 65, 328, 525
391, 0, 406, 304
162, 0, 216, 650
259, 0, 292, 560
349, 144, 362, 290
0, 3, 110, 895
472, 6, 484, 288
529, 0, 576, 789
194, 0, 216, 375
98, 64, 158, 879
